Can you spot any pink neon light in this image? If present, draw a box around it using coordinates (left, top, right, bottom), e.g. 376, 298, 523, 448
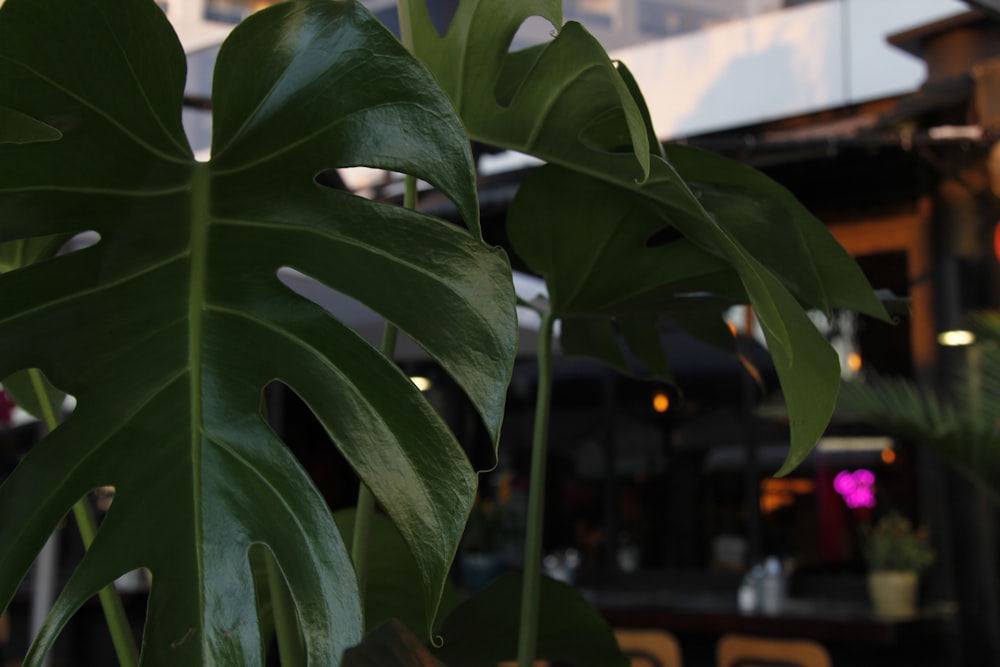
833, 469, 876, 509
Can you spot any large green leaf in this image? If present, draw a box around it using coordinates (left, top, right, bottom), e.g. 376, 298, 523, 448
404, 0, 651, 183
0, 0, 517, 663
333, 509, 458, 638
432, 573, 628, 667
342, 620, 448, 667
405, 1, 887, 470
661, 143, 887, 320
507, 165, 841, 473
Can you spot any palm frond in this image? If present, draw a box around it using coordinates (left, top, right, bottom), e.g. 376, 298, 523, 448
839, 319, 1000, 504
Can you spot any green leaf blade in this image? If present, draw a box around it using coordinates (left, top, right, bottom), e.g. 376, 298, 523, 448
0, 0, 517, 662
662, 143, 890, 321
408, 2, 882, 471
507, 163, 843, 471
433, 573, 629, 667
333, 509, 459, 638
406, 0, 650, 183
211, 0, 480, 231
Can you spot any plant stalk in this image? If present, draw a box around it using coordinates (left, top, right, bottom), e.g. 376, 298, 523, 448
26, 370, 139, 667
516, 312, 555, 667
351, 483, 377, 602
397, 0, 414, 52
263, 550, 305, 666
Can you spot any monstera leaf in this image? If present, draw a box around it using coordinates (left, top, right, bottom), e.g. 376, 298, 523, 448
332, 509, 459, 638
0, 0, 517, 664
342, 620, 448, 667
405, 0, 650, 184
404, 0, 888, 471
432, 573, 628, 667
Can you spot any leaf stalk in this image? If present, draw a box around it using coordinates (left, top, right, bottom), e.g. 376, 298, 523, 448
264, 549, 306, 666
517, 312, 555, 667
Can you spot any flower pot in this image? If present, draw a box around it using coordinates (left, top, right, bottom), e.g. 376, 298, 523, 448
867, 570, 919, 618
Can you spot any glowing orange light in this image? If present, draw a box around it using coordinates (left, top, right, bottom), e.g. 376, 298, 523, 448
760, 477, 815, 514
652, 392, 670, 413
847, 351, 863, 373
760, 491, 794, 514
881, 448, 896, 464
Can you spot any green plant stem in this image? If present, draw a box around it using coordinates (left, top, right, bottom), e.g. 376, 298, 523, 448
517, 312, 555, 667
397, 0, 414, 51
263, 549, 305, 666
26, 370, 139, 667
351, 484, 376, 602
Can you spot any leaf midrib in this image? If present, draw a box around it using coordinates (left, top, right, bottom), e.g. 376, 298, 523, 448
188, 162, 210, 650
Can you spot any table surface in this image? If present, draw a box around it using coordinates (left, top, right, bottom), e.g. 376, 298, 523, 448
583, 587, 957, 645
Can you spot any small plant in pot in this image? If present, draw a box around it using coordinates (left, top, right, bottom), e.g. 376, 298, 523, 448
862, 511, 935, 618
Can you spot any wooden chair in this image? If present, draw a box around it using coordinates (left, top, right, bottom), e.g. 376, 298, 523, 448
615, 628, 683, 667
717, 634, 831, 667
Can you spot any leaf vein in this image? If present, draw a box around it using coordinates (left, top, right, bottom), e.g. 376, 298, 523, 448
0, 251, 188, 327
0, 55, 189, 165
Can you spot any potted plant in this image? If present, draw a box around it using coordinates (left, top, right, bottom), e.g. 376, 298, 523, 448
862, 511, 935, 618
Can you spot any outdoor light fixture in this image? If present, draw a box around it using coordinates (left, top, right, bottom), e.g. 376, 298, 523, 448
938, 329, 976, 347
652, 391, 670, 413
